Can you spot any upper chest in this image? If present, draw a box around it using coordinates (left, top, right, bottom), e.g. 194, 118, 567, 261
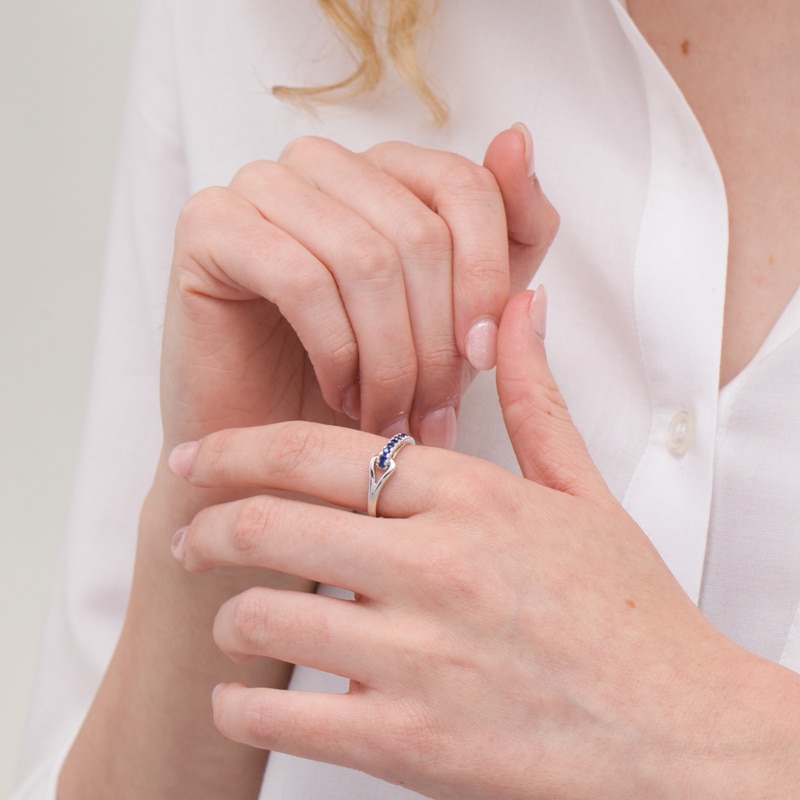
627, 0, 800, 385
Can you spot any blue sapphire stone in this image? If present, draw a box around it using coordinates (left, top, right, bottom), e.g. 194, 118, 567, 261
375, 433, 411, 471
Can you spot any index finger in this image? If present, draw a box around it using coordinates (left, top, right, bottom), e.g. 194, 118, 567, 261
169, 421, 468, 518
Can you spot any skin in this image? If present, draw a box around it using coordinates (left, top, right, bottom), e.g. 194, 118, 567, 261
59, 0, 800, 796
627, 0, 800, 386
169, 293, 800, 799
58, 128, 558, 799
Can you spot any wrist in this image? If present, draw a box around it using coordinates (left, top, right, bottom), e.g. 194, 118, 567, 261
662, 646, 800, 799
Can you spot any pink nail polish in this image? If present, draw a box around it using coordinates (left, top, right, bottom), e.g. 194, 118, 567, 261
530, 285, 548, 340
379, 417, 410, 439
212, 683, 226, 702
511, 121, 535, 176
170, 526, 187, 561
465, 317, 498, 372
419, 406, 458, 450
168, 441, 199, 478
342, 384, 361, 421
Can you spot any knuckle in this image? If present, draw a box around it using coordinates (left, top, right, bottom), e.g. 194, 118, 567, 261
293, 261, 327, 294
230, 496, 272, 559
468, 477, 498, 509
394, 211, 451, 259
362, 140, 395, 161
439, 161, 498, 198
172, 188, 253, 296
240, 692, 276, 743
370, 354, 418, 395
417, 337, 461, 377
278, 262, 333, 309
420, 540, 480, 604
429, 459, 493, 515
192, 429, 237, 483
324, 334, 360, 374
230, 588, 271, 652
278, 134, 330, 165
339, 230, 399, 283
175, 186, 230, 239
270, 422, 327, 480
461, 255, 508, 288
229, 158, 278, 190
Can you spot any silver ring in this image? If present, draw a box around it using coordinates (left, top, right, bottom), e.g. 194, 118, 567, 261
367, 433, 415, 517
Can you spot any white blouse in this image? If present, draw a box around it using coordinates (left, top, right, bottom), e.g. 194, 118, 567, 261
13, 0, 800, 797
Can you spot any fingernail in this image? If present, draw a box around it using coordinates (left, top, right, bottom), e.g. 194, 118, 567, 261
170, 527, 187, 562
168, 441, 199, 477
342, 384, 361, 421
419, 405, 458, 450
379, 417, 410, 439
465, 317, 498, 372
531, 285, 548, 340
511, 121, 535, 176
212, 682, 227, 702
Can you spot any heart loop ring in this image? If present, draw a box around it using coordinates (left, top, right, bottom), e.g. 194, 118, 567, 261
367, 433, 415, 517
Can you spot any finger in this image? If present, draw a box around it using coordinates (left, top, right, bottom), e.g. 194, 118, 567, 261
169, 422, 455, 517
213, 587, 385, 684
363, 140, 510, 376
213, 683, 402, 780
496, 289, 611, 502
230, 157, 420, 435
279, 138, 461, 445
482, 123, 560, 293
178, 493, 396, 596
174, 186, 359, 416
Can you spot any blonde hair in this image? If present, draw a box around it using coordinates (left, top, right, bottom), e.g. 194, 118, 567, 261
272, 0, 448, 125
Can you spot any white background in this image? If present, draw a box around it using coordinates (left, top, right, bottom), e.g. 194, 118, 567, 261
0, 0, 140, 794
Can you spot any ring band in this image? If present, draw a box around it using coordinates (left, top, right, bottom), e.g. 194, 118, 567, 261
367, 433, 415, 517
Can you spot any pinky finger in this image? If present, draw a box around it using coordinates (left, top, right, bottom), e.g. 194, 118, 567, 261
212, 683, 390, 775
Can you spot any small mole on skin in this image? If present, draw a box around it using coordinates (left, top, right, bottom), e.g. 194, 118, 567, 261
680, 39, 690, 56
625, 598, 637, 609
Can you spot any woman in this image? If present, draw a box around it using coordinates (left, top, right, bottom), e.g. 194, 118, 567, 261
13, 0, 800, 797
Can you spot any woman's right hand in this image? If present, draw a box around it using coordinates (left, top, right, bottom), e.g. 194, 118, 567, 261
160, 125, 559, 453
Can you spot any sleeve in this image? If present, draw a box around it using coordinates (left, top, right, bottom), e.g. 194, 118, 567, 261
11, 0, 189, 795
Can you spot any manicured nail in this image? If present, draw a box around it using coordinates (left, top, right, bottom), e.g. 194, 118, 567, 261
511, 121, 535, 176
168, 441, 199, 478
419, 405, 458, 450
531, 285, 548, 340
212, 683, 227, 702
379, 417, 410, 439
465, 317, 498, 372
170, 527, 187, 562
342, 384, 361, 421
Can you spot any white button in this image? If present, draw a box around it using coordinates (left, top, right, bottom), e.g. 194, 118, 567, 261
666, 409, 695, 456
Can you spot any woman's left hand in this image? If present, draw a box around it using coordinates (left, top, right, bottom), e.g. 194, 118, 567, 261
168, 291, 800, 800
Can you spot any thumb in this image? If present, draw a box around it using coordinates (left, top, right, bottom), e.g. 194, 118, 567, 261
496, 289, 611, 502
483, 123, 560, 293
